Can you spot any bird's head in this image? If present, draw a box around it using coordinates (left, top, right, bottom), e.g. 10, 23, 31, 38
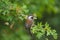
28, 15, 33, 20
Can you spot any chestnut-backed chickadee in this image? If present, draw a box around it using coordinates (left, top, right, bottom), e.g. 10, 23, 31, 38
25, 14, 37, 40
25, 15, 34, 34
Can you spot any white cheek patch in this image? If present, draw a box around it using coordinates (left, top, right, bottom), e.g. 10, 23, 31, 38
28, 16, 33, 20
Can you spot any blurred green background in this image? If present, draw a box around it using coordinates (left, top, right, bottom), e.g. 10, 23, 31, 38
0, 0, 60, 40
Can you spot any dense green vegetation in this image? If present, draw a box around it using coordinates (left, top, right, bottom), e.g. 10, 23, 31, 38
0, 0, 60, 40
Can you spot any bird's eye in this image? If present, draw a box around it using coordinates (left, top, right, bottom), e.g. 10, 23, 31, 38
31, 17, 33, 19
28, 16, 33, 20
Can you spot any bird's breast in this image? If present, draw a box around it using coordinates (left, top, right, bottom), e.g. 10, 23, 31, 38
25, 19, 33, 28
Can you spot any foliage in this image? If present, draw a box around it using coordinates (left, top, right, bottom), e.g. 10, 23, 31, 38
31, 22, 58, 40
0, 0, 60, 40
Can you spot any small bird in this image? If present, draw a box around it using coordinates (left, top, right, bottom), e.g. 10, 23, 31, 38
25, 14, 34, 34
25, 14, 36, 40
